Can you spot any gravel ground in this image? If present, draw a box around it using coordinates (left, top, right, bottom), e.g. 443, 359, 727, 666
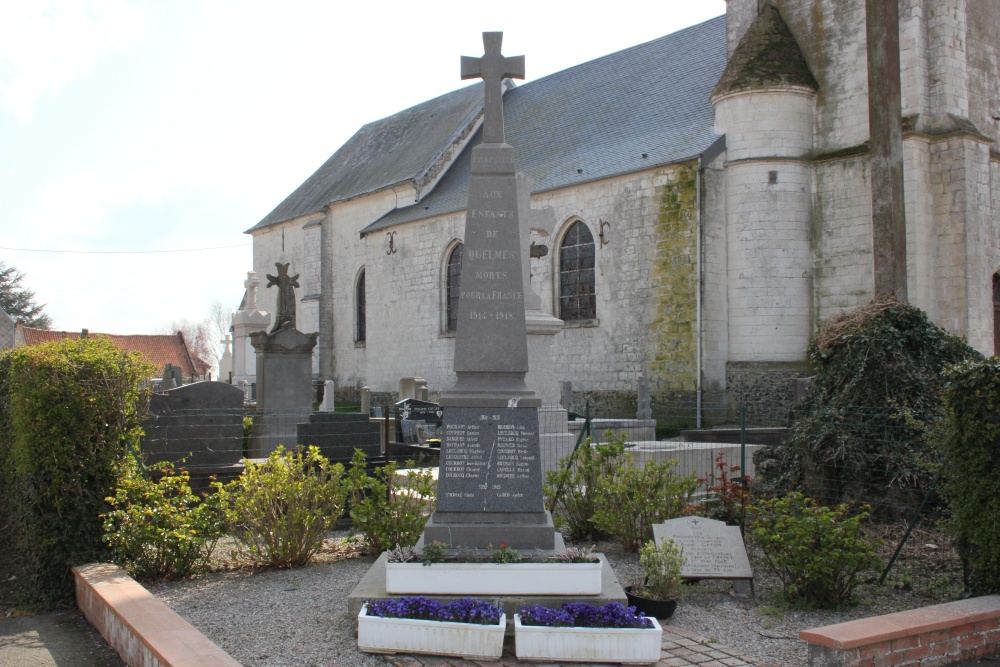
149, 527, 965, 667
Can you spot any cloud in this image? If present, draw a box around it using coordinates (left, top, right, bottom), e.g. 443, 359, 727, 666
0, 0, 145, 120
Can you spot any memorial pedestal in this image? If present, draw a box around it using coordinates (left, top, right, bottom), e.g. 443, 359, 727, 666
249, 326, 318, 457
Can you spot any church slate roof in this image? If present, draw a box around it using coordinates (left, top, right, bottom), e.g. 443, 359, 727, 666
249, 82, 486, 231
362, 15, 728, 235
711, 3, 817, 99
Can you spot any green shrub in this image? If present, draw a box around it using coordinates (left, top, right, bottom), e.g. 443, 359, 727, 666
543, 433, 628, 540
223, 446, 346, 568
592, 454, 698, 551
772, 299, 978, 509
748, 492, 881, 608
637, 538, 687, 600
342, 449, 437, 554
0, 338, 153, 606
242, 415, 253, 459
103, 458, 225, 580
941, 358, 1000, 594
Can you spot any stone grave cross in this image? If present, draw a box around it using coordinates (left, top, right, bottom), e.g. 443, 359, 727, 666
461, 32, 524, 144
244, 271, 260, 310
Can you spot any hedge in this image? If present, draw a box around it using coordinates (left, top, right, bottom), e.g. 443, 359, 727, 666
942, 357, 1000, 595
0, 338, 153, 606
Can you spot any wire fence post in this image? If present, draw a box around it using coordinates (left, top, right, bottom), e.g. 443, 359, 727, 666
739, 403, 747, 538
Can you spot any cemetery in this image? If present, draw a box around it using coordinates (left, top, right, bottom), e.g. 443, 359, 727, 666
4, 3, 1000, 667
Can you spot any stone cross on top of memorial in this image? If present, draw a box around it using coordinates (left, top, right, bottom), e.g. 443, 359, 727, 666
421, 33, 560, 553
267, 262, 299, 333
449, 33, 534, 402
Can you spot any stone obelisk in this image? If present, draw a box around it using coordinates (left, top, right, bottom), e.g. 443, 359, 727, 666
421, 32, 560, 551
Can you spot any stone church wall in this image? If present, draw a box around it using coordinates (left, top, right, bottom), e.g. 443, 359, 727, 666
321, 162, 708, 408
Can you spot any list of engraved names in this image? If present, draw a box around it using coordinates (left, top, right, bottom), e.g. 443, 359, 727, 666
439, 408, 540, 511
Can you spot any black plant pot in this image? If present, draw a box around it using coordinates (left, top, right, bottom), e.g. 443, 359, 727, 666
624, 586, 678, 619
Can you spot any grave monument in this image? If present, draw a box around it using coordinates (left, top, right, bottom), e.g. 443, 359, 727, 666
349, 33, 625, 620
249, 262, 317, 457
419, 31, 559, 551
231, 271, 271, 399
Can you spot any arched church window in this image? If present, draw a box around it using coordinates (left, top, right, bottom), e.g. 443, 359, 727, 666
446, 243, 463, 333
559, 220, 596, 321
356, 269, 366, 343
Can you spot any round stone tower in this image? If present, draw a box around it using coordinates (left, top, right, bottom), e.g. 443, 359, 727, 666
711, 2, 818, 368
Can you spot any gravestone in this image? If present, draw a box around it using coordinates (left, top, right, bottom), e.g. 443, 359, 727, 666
160, 363, 183, 389
560, 381, 573, 414
296, 412, 380, 464
232, 271, 271, 391
638, 374, 652, 420
360, 386, 371, 415
218, 335, 234, 383
142, 381, 245, 492
398, 376, 427, 401
395, 398, 443, 443
249, 262, 318, 457
319, 380, 335, 412
654, 517, 753, 596
421, 32, 559, 551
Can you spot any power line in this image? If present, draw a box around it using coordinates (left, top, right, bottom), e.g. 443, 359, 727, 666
0, 244, 251, 255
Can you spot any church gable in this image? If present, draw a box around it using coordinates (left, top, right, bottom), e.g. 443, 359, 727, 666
712, 2, 817, 98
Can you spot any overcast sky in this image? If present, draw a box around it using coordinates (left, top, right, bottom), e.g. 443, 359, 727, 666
1, 0, 726, 335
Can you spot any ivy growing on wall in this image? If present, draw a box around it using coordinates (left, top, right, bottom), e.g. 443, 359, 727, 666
762, 298, 979, 512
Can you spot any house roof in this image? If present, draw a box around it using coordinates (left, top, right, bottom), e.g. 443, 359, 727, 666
15, 327, 204, 378
249, 82, 487, 232
363, 15, 728, 234
711, 3, 817, 99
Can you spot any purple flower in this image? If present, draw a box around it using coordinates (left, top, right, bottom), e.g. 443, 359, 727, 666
518, 601, 652, 629
365, 596, 502, 625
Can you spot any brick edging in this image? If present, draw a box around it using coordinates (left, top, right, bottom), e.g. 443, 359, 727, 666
73, 563, 242, 667
800, 595, 1000, 667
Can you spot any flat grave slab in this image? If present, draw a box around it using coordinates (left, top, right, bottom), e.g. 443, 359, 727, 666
654, 516, 753, 581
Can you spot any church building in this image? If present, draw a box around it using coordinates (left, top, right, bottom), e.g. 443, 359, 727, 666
244, 0, 1000, 414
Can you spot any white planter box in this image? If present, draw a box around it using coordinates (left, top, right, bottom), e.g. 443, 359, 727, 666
385, 560, 602, 595
514, 614, 662, 665
357, 604, 505, 659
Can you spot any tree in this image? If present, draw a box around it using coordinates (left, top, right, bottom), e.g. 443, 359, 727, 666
0, 261, 51, 329
156, 301, 234, 379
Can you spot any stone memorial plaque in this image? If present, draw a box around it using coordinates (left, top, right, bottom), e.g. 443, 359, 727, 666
653, 517, 753, 580
436, 407, 543, 513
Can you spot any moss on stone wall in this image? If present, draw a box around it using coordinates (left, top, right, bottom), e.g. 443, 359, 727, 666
648, 166, 698, 389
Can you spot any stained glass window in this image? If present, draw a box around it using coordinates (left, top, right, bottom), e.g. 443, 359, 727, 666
446, 244, 463, 333
559, 221, 596, 321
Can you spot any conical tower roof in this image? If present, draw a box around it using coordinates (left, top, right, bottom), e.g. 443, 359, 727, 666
712, 3, 817, 99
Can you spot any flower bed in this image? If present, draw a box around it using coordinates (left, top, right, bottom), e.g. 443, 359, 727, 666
358, 597, 505, 659
514, 602, 662, 665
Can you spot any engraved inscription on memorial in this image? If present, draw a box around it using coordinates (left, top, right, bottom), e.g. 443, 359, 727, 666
654, 517, 753, 580
437, 407, 543, 513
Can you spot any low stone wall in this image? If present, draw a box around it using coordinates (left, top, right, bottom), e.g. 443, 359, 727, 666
73, 563, 242, 667
800, 595, 1000, 667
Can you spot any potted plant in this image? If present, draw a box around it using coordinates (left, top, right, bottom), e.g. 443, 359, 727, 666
514, 601, 661, 664
624, 537, 686, 619
384, 542, 603, 595
358, 596, 505, 659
